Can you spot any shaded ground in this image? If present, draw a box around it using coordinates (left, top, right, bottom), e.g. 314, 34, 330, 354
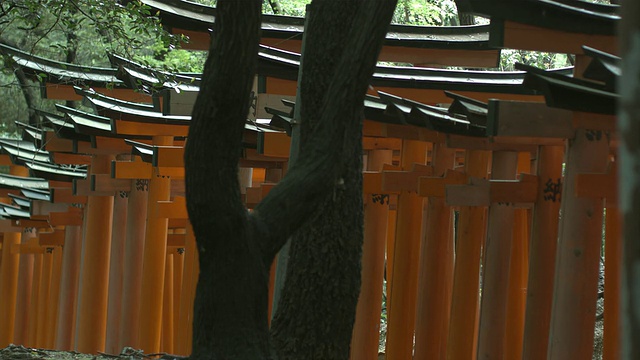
0, 346, 184, 360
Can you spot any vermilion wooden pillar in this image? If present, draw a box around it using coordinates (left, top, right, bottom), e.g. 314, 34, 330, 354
386, 139, 427, 360
414, 144, 456, 360
176, 224, 198, 356
119, 178, 149, 349
106, 192, 128, 354
477, 151, 519, 360
447, 150, 490, 360
46, 246, 63, 348
36, 249, 54, 347
603, 206, 621, 360
27, 252, 43, 347
138, 139, 173, 353
548, 128, 608, 359
0, 230, 21, 346
0, 165, 28, 347
173, 248, 185, 349
351, 149, 392, 360
139, 135, 173, 353
162, 253, 175, 353
55, 225, 82, 350
504, 152, 531, 358
76, 155, 115, 353
522, 145, 564, 360
14, 229, 35, 346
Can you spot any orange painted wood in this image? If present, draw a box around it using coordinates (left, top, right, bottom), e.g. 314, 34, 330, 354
385, 140, 427, 360
36, 250, 54, 347
112, 160, 153, 179
522, 145, 564, 360
55, 225, 82, 350
260, 132, 291, 158
43, 132, 74, 152
177, 224, 198, 356
105, 194, 128, 354
119, 181, 149, 350
177, 27, 498, 67
138, 136, 173, 354
252, 168, 266, 184
351, 149, 393, 360
155, 146, 186, 168
0, 165, 26, 347
603, 207, 621, 360
447, 150, 490, 360
504, 153, 532, 358
50, 187, 87, 205
46, 247, 63, 348
113, 119, 189, 137
43, 84, 154, 102
76, 155, 115, 354
477, 151, 519, 360
548, 128, 609, 360
0, 230, 22, 347
27, 253, 43, 347
172, 248, 185, 349
382, 166, 434, 193
157, 196, 188, 219
14, 249, 34, 346
162, 253, 175, 353
362, 137, 402, 151
414, 144, 456, 360
501, 20, 617, 55
52, 152, 93, 166
385, 206, 396, 298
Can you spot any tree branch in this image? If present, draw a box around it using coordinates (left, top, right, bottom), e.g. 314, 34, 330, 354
251, 0, 398, 263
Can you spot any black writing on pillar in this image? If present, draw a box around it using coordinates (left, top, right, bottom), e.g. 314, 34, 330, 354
46, 247, 54, 254
119, 191, 130, 199
177, 248, 185, 255
371, 194, 390, 205
135, 179, 149, 192
543, 178, 562, 202
585, 130, 603, 142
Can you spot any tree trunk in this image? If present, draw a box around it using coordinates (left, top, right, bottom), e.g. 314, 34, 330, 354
185, 0, 396, 358
269, 2, 397, 359
1, 37, 39, 126
269, 1, 363, 358
185, 1, 267, 358
267, 0, 282, 15
619, 2, 640, 359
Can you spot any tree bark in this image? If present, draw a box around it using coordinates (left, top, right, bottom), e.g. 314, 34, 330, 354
269, 2, 396, 358
185, 0, 396, 358
268, 1, 363, 358
619, 2, 640, 359
185, 0, 267, 358
1, 38, 39, 126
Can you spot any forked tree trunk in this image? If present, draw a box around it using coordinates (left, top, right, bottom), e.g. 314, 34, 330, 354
185, 0, 396, 358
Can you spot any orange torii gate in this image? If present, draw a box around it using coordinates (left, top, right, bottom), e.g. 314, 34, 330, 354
0, 1, 623, 359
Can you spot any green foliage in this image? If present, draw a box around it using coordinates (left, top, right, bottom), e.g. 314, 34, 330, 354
392, 0, 458, 26
498, 50, 573, 71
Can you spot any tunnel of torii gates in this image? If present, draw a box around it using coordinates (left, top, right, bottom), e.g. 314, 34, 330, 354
0, 0, 621, 359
